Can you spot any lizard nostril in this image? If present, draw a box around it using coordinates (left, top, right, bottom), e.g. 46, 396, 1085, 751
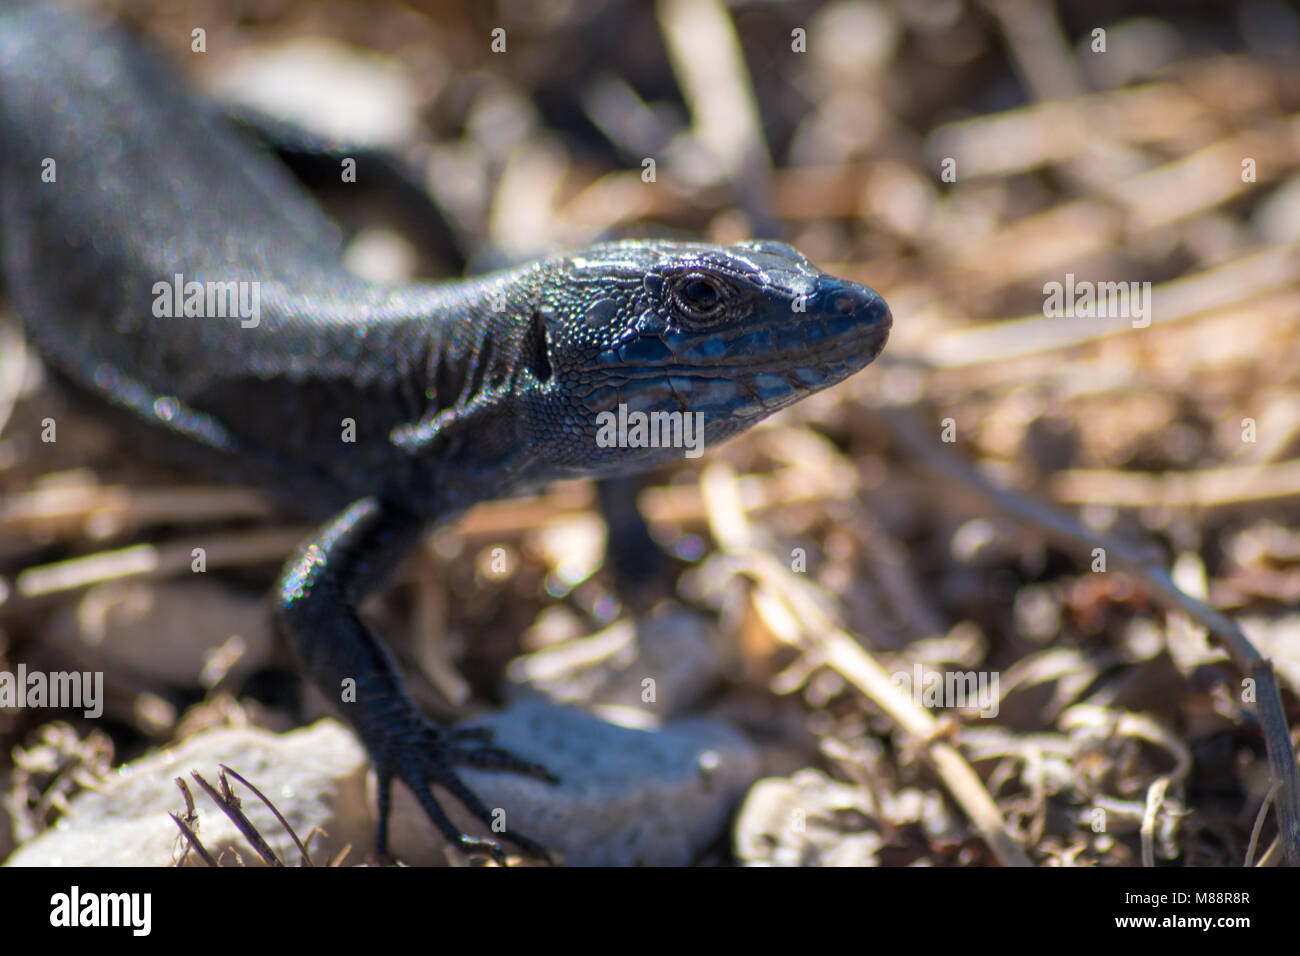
831, 294, 856, 316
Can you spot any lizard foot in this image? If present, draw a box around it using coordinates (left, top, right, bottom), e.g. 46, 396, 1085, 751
372, 718, 558, 865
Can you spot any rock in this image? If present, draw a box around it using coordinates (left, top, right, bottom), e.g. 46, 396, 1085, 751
387, 700, 759, 866
7, 704, 759, 867
4, 721, 370, 867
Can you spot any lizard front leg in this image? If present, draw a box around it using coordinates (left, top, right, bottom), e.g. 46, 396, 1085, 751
274, 496, 556, 863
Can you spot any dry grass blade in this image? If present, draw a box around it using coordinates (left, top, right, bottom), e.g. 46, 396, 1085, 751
12, 528, 307, 600
170, 812, 220, 868
218, 764, 317, 867
187, 769, 284, 868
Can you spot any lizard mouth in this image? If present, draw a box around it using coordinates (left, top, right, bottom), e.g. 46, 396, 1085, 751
595, 301, 891, 383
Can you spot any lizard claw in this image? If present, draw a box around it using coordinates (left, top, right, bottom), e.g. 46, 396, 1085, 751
444, 726, 496, 744
372, 718, 558, 864
449, 742, 559, 781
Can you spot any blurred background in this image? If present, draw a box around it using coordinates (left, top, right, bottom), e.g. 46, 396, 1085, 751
2, 0, 1299, 866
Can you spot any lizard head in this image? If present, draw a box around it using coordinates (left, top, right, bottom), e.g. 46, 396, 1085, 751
522, 238, 891, 477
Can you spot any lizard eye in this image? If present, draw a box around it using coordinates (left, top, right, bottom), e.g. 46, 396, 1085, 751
682, 279, 719, 310
670, 274, 728, 324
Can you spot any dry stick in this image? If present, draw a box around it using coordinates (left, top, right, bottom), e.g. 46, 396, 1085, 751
188, 769, 283, 867
13, 527, 307, 599
169, 813, 219, 867
699, 463, 1034, 867
170, 776, 201, 867
220, 765, 316, 867
0, 484, 273, 535
1051, 458, 1300, 508
656, 0, 776, 234
878, 405, 1300, 865
920, 242, 1300, 369
1140, 778, 1171, 869
986, 0, 1086, 103
926, 83, 1214, 180
0, 321, 27, 440
1256, 835, 1282, 867
1246, 782, 1279, 868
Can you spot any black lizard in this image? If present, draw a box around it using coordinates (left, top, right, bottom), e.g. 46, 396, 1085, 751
0, 0, 891, 861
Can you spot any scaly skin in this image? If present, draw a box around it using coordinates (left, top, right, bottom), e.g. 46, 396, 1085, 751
0, 1, 891, 861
